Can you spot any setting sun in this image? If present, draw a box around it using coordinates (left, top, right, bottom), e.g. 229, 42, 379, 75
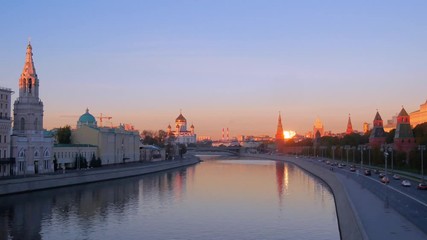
283, 130, 296, 139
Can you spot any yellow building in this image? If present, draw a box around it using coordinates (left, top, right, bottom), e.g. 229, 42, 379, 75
71, 109, 140, 165
410, 100, 427, 127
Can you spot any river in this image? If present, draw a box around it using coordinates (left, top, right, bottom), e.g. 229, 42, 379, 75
0, 157, 340, 240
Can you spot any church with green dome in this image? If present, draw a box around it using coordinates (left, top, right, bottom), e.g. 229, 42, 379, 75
77, 108, 97, 128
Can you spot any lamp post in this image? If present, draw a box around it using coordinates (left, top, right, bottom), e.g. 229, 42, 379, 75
352, 146, 356, 163
345, 145, 350, 166
367, 146, 372, 167
332, 146, 336, 161
381, 145, 388, 177
358, 145, 366, 171
388, 146, 394, 174
419, 145, 426, 183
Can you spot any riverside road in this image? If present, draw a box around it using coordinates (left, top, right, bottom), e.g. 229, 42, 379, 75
307, 157, 427, 235
241, 153, 427, 240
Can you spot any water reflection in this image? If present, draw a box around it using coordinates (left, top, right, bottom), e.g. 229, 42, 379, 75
0, 160, 339, 240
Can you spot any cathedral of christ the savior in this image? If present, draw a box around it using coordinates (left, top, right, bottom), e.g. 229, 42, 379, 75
11, 42, 54, 175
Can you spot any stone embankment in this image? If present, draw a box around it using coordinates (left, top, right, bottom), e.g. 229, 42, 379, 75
241, 153, 366, 240
0, 157, 200, 196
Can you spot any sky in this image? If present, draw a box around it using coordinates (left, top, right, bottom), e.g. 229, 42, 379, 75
0, 0, 426, 139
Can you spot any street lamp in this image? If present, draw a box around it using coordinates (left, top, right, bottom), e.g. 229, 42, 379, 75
388, 146, 394, 174
358, 145, 366, 171
332, 146, 336, 161
345, 145, 350, 166
367, 146, 372, 167
352, 146, 356, 163
381, 145, 389, 177
419, 145, 426, 183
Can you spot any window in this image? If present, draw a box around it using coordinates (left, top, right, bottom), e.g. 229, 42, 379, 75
34, 151, 39, 157
44, 160, 49, 169
20, 117, 25, 131
3, 150, 6, 158
3, 135, 5, 143
19, 161, 25, 172
0, 135, 2, 143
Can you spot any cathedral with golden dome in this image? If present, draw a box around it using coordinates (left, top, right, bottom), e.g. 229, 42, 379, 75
167, 111, 196, 145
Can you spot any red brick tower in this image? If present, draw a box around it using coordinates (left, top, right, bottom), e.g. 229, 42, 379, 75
369, 111, 386, 147
394, 107, 416, 158
275, 112, 284, 142
346, 114, 353, 135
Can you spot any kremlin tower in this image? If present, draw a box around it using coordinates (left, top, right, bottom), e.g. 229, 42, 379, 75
394, 107, 416, 161
346, 114, 353, 135
275, 112, 284, 151
369, 111, 386, 147
275, 112, 284, 142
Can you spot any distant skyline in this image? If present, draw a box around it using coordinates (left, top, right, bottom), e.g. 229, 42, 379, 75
1, 1, 426, 139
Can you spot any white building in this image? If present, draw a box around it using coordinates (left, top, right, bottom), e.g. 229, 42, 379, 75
0, 87, 13, 176
71, 109, 140, 165
166, 111, 196, 145
11, 43, 54, 175
53, 144, 98, 169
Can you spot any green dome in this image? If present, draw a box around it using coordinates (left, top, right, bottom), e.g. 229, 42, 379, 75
78, 108, 97, 127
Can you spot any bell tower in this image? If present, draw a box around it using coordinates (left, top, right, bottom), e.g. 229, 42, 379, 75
11, 42, 53, 176
13, 42, 44, 134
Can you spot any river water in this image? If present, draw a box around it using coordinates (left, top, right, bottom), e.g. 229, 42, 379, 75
0, 158, 340, 240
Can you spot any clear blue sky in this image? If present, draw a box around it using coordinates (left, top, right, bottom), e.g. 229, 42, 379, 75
1, 0, 426, 139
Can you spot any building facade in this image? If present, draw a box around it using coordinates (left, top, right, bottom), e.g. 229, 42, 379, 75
71, 109, 140, 165
166, 112, 196, 145
11, 43, 54, 176
0, 87, 13, 176
410, 100, 427, 127
53, 144, 98, 169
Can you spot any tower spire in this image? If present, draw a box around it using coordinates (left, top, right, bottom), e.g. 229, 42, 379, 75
275, 112, 284, 141
19, 42, 39, 98
346, 114, 353, 135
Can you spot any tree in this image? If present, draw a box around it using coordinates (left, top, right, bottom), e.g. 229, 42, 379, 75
57, 125, 72, 144
386, 129, 396, 144
53, 154, 58, 171
414, 122, 427, 145
90, 153, 97, 168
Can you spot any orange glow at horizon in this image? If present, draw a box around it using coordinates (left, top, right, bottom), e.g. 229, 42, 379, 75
283, 130, 296, 139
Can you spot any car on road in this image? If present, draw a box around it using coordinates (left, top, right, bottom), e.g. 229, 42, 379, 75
338, 164, 344, 168
417, 183, 427, 190
364, 169, 371, 176
392, 174, 401, 180
401, 180, 411, 187
381, 176, 390, 184
373, 169, 380, 174
350, 166, 356, 172
379, 173, 385, 178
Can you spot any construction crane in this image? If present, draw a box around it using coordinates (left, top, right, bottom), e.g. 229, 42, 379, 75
97, 113, 112, 127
